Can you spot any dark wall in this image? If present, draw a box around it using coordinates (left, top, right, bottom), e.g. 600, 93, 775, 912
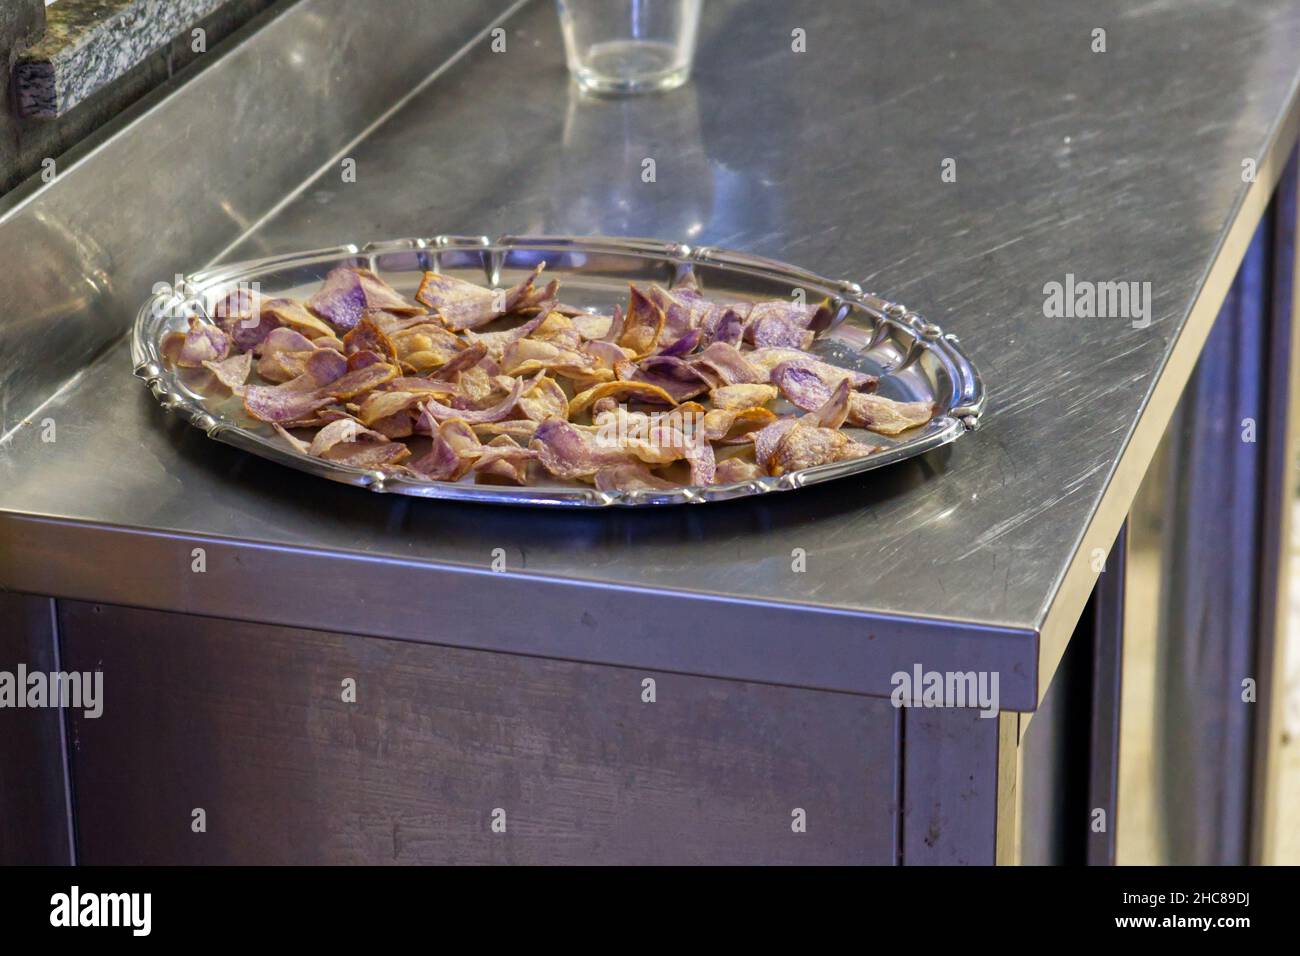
0, 1, 45, 189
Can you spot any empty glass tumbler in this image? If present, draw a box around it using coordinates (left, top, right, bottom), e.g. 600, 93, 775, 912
557, 0, 702, 94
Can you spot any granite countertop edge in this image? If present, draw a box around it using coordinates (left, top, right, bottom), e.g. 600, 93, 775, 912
13, 0, 228, 118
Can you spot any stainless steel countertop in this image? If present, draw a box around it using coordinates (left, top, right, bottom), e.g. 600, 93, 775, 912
4, 0, 1300, 708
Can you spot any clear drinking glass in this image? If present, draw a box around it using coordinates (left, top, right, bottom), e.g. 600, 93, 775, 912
557, 0, 702, 95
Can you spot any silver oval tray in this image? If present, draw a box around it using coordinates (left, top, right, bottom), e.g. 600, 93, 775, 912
132, 236, 986, 507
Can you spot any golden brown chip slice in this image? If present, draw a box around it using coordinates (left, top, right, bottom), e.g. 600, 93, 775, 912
530, 312, 579, 345
472, 419, 541, 441
382, 376, 460, 397
589, 407, 695, 467
570, 312, 614, 340
322, 361, 397, 401
403, 353, 451, 373
559, 371, 619, 391
501, 337, 596, 378
849, 394, 935, 435
261, 298, 337, 340
343, 316, 399, 365
766, 421, 875, 476
714, 456, 764, 483
709, 383, 778, 411
702, 406, 778, 442
357, 390, 424, 427
391, 322, 464, 372
616, 286, 666, 357
517, 375, 569, 422
568, 381, 678, 419
455, 366, 509, 407
473, 435, 534, 485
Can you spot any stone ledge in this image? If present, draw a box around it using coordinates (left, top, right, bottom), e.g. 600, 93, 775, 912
14, 0, 227, 118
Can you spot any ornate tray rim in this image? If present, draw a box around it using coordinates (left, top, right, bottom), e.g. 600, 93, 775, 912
131, 235, 987, 508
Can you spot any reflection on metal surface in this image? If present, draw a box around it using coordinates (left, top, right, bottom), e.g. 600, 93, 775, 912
1119, 262, 1268, 866
0, 208, 111, 445
1118, 166, 1298, 864
0, 0, 519, 443
1009, 526, 1125, 866
1253, 150, 1300, 865
1153, 232, 1266, 865
1117, 430, 1171, 865
558, 83, 715, 238
1278, 513, 1300, 863
1087, 523, 1126, 866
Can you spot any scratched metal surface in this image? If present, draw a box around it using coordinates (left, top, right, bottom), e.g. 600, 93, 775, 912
3, 0, 1300, 680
